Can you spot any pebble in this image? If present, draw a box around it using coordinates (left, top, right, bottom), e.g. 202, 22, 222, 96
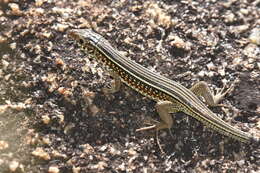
249, 28, 260, 45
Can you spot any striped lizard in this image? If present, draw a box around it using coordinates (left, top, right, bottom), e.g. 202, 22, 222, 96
68, 29, 259, 145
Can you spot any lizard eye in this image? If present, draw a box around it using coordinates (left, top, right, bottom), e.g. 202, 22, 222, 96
79, 38, 84, 44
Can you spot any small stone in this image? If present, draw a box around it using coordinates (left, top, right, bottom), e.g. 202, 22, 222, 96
34, 8, 45, 15
52, 150, 67, 158
99, 145, 107, 151
230, 25, 249, 34
1, 59, 9, 70
232, 57, 243, 66
128, 148, 137, 156
42, 137, 51, 145
169, 35, 187, 50
89, 105, 100, 116
217, 68, 225, 76
41, 32, 52, 38
48, 165, 59, 173
93, 161, 108, 170
54, 57, 65, 66
206, 62, 216, 71
56, 113, 64, 124
42, 115, 50, 124
249, 28, 260, 45
55, 23, 69, 32
0, 35, 7, 43
32, 147, 51, 160
146, 3, 172, 28
35, 0, 45, 6
0, 140, 9, 150
9, 42, 16, 49
256, 119, 260, 129
4, 74, 11, 80
81, 143, 95, 154
109, 146, 121, 155
239, 8, 249, 15
34, 44, 41, 54
243, 43, 259, 58
78, 18, 91, 28
72, 166, 81, 173
57, 87, 72, 96
209, 159, 216, 166
8, 3, 23, 16
118, 163, 126, 171
236, 160, 245, 167
224, 11, 235, 23
9, 160, 19, 172
64, 123, 75, 134
197, 70, 206, 77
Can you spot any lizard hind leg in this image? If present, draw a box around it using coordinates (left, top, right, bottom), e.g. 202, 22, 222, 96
136, 101, 181, 153
190, 81, 235, 107
136, 101, 180, 132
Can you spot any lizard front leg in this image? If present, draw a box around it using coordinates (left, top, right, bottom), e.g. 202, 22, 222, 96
102, 70, 121, 94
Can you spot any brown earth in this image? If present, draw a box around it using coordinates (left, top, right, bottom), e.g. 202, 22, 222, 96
0, 0, 259, 172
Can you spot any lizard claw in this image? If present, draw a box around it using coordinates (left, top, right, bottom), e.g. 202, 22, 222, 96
213, 80, 237, 106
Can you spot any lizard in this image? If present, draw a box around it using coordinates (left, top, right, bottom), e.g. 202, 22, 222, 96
68, 29, 259, 145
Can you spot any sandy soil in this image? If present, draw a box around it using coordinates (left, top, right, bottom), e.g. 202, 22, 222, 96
0, 0, 259, 172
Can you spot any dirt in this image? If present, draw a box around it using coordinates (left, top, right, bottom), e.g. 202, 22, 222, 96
0, 0, 259, 172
